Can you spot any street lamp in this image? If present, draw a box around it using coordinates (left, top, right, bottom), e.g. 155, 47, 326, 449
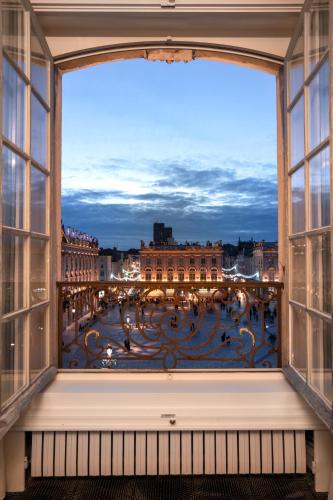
101, 344, 117, 369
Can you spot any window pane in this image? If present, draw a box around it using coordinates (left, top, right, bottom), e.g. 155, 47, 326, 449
30, 307, 47, 381
311, 317, 332, 402
2, 146, 25, 229
1, 316, 24, 406
309, 0, 329, 72
290, 97, 304, 167
290, 238, 306, 304
291, 166, 305, 233
31, 238, 48, 304
2, 0, 26, 71
310, 232, 331, 314
31, 167, 46, 233
31, 26, 48, 102
309, 61, 329, 150
2, 232, 25, 314
310, 146, 330, 228
289, 28, 304, 102
291, 305, 307, 378
3, 57, 25, 150
31, 94, 47, 167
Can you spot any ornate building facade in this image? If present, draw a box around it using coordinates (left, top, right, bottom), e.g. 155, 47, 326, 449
61, 226, 99, 282
253, 241, 279, 282
139, 241, 223, 282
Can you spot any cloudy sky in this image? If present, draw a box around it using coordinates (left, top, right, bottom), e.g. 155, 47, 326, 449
62, 59, 277, 248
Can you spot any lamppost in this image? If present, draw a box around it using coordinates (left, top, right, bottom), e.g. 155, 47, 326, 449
101, 344, 117, 368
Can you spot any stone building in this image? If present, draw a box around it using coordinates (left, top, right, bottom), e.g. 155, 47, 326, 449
253, 241, 279, 281
61, 226, 99, 282
140, 241, 223, 282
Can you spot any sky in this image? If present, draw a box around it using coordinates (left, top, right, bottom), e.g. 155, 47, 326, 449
62, 59, 277, 249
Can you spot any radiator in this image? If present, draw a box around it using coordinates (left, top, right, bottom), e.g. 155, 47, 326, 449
31, 430, 306, 477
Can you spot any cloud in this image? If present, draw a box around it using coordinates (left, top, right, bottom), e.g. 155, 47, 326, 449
62, 157, 278, 248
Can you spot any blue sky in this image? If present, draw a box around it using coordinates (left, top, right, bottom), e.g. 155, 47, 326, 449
62, 59, 277, 248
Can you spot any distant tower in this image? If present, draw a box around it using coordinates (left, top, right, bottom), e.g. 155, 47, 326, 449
153, 222, 173, 244
153, 223, 165, 244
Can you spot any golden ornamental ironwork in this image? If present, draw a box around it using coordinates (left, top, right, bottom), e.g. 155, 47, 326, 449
58, 281, 282, 370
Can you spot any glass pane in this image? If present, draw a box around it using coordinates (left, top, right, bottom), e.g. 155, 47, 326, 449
289, 28, 304, 102
2, 146, 25, 229
31, 94, 47, 167
309, 61, 329, 150
3, 57, 25, 150
311, 317, 332, 402
291, 166, 305, 233
30, 307, 47, 381
290, 97, 304, 167
291, 238, 306, 304
31, 167, 46, 233
2, 232, 25, 314
310, 232, 331, 314
291, 305, 307, 378
1, 316, 24, 406
309, 0, 329, 72
31, 26, 48, 102
2, 0, 26, 71
31, 238, 48, 304
310, 146, 330, 228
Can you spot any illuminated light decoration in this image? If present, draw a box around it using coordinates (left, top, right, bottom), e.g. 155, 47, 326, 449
221, 265, 238, 272
220, 263, 260, 281
222, 271, 260, 280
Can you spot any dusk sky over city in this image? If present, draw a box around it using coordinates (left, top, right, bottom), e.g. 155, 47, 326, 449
62, 59, 278, 248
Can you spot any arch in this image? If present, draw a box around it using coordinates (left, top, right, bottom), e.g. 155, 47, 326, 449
55, 41, 282, 76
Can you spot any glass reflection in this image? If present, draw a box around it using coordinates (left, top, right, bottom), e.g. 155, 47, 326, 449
1, 317, 24, 406
310, 233, 331, 314
2, 0, 26, 71
291, 166, 305, 233
309, 0, 329, 72
311, 317, 332, 402
31, 94, 47, 167
31, 238, 48, 304
291, 305, 307, 378
289, 28, 304, 102
309, 61, 329, 150
290, 97, 304, 167
2, 146, 25, 229
31, 167, 46, 233
30, 308, 47, 381
3, 57, 25, 150
31, 26, 48, 102
2, 232, 25, 314
291, 238, 306, 304
310, 146, 330, 228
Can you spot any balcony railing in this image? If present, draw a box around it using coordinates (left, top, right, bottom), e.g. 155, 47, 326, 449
57, 281, 283, 370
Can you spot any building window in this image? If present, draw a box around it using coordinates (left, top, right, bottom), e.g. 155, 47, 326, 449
178, 271, 185, 282
200, 269, 206, 281
190, 257, 195, 265
167, 258, 173, 266
212, 257, 217, 265
189, 269, 196, 281
201, 257, 206, 265
211, 268, 218, 281
157, 257, 162, 266
156, 269, 162, 281
178, 258, 184, 266
167, 268, 174, 281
